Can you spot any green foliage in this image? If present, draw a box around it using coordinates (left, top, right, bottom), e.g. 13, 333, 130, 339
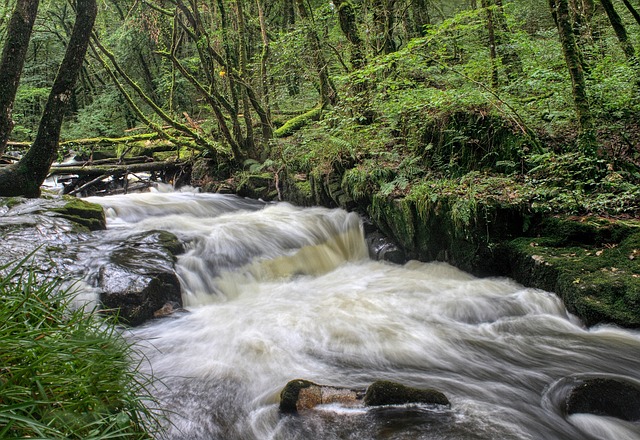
0, 257, 161, 439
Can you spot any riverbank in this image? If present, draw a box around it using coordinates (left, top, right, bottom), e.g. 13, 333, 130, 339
190, 104, 640, 328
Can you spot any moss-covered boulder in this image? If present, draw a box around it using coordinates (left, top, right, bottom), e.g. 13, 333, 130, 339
566, 378, 640, 421
363, 380, 450, 408
50, 196, 106, 231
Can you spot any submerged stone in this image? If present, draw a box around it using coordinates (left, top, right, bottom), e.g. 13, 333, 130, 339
566, 378, 640, 421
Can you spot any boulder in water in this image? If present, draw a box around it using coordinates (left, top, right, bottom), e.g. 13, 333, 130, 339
364, 380, 450, 407
566, 378, 640, 421
366, 231, 406, 264
279, 379, 449, 413
279, 379, 365, 413
98, 230, 184, 326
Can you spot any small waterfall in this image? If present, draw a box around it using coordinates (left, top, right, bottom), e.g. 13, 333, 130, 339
84, 188, 640, 440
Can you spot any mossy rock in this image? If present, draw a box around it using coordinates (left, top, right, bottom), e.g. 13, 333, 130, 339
236, 172, 279, 201
505, 219, 640, 327
50, 196, 106, 231
364, 380, 450, 407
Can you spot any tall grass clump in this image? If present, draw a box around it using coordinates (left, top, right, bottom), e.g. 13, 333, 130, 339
0, 257, 161, 439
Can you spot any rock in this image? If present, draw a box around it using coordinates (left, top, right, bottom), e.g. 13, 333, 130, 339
279, 379, 449, 414
364, 380, 450, 408
566, 378, 640, 421
366, 231, 406, 264
98, 230, 184, 326
279, 379, 365, 413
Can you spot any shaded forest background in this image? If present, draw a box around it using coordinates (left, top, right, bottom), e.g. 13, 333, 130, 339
0, 0, 639, 213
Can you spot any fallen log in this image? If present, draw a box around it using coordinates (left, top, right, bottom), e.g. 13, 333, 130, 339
48, 160, 185, 177
52, 156, 154, 168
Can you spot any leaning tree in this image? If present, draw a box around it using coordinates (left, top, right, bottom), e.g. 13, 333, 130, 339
0, 0, 41, 157
0, 0, 98, 197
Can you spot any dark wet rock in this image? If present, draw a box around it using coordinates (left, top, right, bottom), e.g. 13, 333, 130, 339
366, 231, 406, 264
566, 378, 640, 421
280, 380, 366, 413
0, 196, 101, 280
98, 230, 184, 326
364, 380, 450, 408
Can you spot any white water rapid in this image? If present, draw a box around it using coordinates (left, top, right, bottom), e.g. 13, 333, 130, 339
85, 187, 640, 440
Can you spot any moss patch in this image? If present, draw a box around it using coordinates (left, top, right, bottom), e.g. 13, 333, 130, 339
50, 197, 106, 231
274, 105, 323, 138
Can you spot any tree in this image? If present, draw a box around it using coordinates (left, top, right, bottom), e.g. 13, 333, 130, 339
295, 0, 338, 105
0, 0, 98, 197
599, 0, 636, 61
0, 0, 41, 156
549, 0, 594, 149
336, 0, 365, 70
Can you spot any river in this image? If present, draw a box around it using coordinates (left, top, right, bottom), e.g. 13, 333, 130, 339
84, 187, 640, 440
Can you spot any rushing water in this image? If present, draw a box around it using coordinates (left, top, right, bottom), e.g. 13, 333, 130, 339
84, 187, 640, 440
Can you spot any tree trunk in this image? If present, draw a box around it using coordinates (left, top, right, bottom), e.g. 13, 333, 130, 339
481, 0, 500, 87
549, 0, 595, 150
599, 0, 636, 61
0, 0, 40, 156
621, 0, 640, 27
410, 0, 430, 36
493, 0, 524, 78
295, 0, 338, 106
336, 0, 365, 70
0, 0, 98, 197
373, 0, 397, 54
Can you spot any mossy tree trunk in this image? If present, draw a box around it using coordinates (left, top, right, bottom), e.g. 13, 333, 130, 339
336, 0, 365, 70
493, 0, 524, 78
481, 0, 500, 87
372, 0, 397, 54
549, 0, 595, 150
0, 0, 40, 156
0, 0, 97, 197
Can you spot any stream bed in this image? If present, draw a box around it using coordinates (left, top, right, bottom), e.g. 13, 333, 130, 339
82, 187, 640, 440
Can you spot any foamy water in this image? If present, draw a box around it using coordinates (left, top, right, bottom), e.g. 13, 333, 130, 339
85, 188, 640, 440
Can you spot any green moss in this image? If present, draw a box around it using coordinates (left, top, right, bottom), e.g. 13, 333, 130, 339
0, 197, 25, 209
274, 105, 323, 138
295, 179, 312, 197
50, 197, 106, 231
506, 224, 640, 327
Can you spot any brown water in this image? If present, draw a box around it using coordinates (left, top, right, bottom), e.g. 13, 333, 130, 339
86, 188, 640, 440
